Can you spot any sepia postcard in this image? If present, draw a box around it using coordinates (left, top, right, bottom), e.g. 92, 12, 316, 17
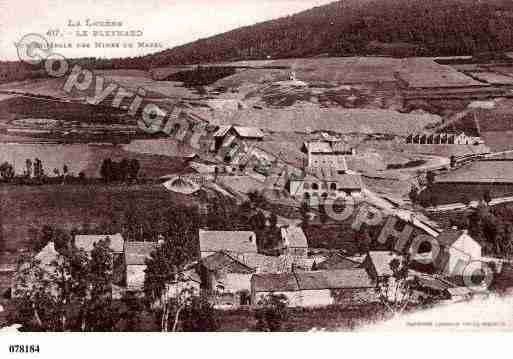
1, 0, 513, 348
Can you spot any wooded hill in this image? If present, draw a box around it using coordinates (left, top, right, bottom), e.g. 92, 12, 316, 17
146, 0, 513, 68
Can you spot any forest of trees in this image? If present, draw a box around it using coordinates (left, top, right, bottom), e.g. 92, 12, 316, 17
4, 0, 513, 81
147, 0, 513, 67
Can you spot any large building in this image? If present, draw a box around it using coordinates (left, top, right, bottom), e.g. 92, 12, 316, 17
302, 140, 355, 172
289, 167, 363, 202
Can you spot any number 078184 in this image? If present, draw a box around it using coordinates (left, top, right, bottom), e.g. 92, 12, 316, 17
8, 345, 40, 353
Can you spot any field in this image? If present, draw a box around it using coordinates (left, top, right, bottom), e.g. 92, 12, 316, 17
397, 58, 485, 88
215, 304, 389, 331
0, 141, 189, 178
467, 71, 513, 85
159, 57, 484, 89
196, 104, 441, 135
0, 69, 201, 102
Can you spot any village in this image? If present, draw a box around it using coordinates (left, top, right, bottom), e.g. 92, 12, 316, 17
3, 118, 513, 332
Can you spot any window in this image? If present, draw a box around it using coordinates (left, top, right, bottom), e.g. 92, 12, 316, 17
330, 183, 337, 190
303, 182, 310, 190
312, 183, 319, 190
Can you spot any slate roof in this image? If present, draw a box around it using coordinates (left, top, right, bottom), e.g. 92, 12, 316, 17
199, 230, 258, 254
436, 230, 465, 248
320, 269, 374, 289
75, 233, 124, 254
213, 125, 264, 139
124, 242, 158, 266
315, 254, 361, 270
303, 141, 353, 154
201, 251, 255, 274
281, 226, 308, 249
252, 272, 299, 292
241, 253, 290, 273
252, 269, 374, 292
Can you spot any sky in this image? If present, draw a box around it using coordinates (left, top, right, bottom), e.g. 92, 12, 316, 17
0, 0, 334, 61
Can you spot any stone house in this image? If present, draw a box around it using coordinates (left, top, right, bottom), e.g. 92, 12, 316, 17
251, 269, 376, 308
198, 251, 256, 307
213, 125, 264, 152
289, 167, 363, 202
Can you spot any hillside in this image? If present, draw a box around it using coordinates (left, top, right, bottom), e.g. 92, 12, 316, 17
147, 0, 513, 68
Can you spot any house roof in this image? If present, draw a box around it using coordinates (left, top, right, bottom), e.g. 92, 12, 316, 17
125, 242, 158, 265
201, 251, 255, 274
319, 269, 374, 289
281, 226, 308, 249
75, 233, 124, 254
435, 160, 513, 184
365, 251, 400, 277
304, 140, 353, 155
252, 272, 300, 292
316, 254, 361, 270
303, 141, 333, 154
241, 253, 290, 273
213, 125, 264, 139
252, 269, 374, 292
436, 230, 466, 248
199, 230, 258, 254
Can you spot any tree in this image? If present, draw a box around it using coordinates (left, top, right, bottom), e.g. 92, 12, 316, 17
426, 171, 436, 187
25, 158, 33, 178
179, 294, 218, 332
33, 158, 44, 180
450, 155, 457, 168
100, 158, 113, 182
300, 201, 310, 227
144, 207, 200, 331
375, 257, 414, 315
408, 185, 419, 204
0, 161, 14, 182
129, 159, 140, 181
255, 294, 289, 331
14, 237, 117, 331
119, 158, 130, 182
483, 189, 492, 205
